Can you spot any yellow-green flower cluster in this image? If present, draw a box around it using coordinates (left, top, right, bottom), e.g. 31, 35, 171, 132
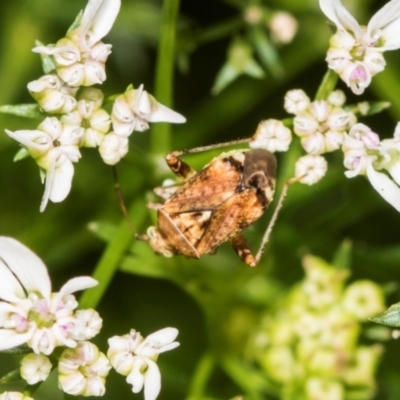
249, 255, 385, 400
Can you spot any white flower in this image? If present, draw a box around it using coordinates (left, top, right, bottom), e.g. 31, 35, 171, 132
20, 353, 52, 384
58, 341, 111, 396
0, 393, 34, 400
6, 117, 82, 211
32, 0, 121, 86
27, 74, 77, 114
295, 155, 328, 185
108, 328, 179, 400
292, 99, 351, 154
250, 119, 292, 152
320, 0, 400, 94
61, 88, 111, 147
342, 123, 400, 211
111, 84, 186, 137
0, 237, 98, 355
99, 132, 129, 165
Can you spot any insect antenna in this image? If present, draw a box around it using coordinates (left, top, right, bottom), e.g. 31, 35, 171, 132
254, 175, 304, 265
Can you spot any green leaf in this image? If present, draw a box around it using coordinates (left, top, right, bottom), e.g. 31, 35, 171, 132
370, 302, 400, 327
331, 239, 352, 269
0, 103, 43, 118
0, 369, 22, 384
249, 26, 283, 78
67, 9, 83, 32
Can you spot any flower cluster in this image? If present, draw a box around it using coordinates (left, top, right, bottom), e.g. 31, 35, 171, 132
320, 0, 400, 95
0, 237, 100, 356
0, 236, 180, 399
343, 122, 400, 211
4, 0, 185, 211
107, 328, 180, 400
0, 236, 109, 396
249, 255, 386, 399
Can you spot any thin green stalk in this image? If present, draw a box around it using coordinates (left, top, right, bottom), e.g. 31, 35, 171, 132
79, 200, 144, 309
186, 351, 216, 399
314, 68, 338, 100
151, 0, 181, 155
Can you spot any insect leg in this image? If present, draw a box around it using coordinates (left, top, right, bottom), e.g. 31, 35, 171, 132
253, 176, 303, 266
230, 234, 257, 267
165, 137, 251, 179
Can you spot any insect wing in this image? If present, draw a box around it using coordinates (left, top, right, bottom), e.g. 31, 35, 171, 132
196, 189, 266, 255
162, 152, 245, 214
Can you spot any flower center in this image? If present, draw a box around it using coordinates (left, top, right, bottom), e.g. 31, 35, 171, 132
28, 299, 55, 329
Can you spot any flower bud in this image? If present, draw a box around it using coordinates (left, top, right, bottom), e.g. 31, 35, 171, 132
20, 353, 52, 384
99, 132, 129, 165
250, 119, 292, 152
295, 155, 328, 185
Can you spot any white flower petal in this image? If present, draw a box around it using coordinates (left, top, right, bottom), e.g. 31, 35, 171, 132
50, 277, 97, 313
143, 327, 179, 349
386, 159, 400, 186
143, 359, 161, 400
81, 0, 121, 45
0, 237, 51, 299
0, 327, 34, 351
47, 157, 74, 203
368, 0, 400, 50
0, 260, 26, 303
147, 103, 186, 124
319, 0, 363, 37
367, 161, 400, 211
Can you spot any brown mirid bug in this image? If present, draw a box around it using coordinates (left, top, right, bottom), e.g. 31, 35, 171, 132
145, 123, 299, 267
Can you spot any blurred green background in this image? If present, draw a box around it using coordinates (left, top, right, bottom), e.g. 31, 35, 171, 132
1, 0, 400, 399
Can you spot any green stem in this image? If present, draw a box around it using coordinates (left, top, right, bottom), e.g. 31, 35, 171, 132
186, 351, 216, 399
79, 200, 145, 309
314, 69, 338, 100
151, 0, 181, 155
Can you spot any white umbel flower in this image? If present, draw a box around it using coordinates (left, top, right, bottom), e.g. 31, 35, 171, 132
111, 84, 186, 137
320, 0, 400, 94
342, 122, 400, 211
108, 327, 179, 400
5, 117, 82, 211
58, 341, 111, 396
0, 237, 98, 355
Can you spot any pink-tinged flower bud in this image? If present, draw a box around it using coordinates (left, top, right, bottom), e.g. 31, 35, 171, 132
58, 341, 111, 397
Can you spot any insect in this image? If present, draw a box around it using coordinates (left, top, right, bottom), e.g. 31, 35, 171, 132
145, 123, 297, 266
